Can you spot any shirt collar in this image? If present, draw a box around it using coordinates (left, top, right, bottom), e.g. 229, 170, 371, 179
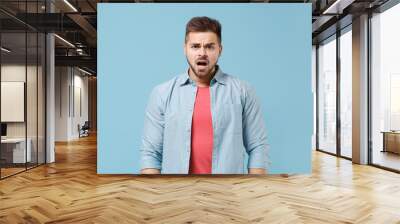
178, 65, 226, 86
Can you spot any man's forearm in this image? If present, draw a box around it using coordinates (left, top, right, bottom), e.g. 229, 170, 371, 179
248, 168, 266, 174
140, 168, 161, 174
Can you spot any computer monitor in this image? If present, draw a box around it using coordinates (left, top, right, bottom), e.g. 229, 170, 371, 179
1, 123, 7, 137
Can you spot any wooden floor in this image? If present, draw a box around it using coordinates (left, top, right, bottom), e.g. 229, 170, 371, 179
0, 167, 26, 178
1, 134, 400, 223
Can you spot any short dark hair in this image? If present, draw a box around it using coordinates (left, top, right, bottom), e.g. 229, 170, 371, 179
185, 16, 222, 44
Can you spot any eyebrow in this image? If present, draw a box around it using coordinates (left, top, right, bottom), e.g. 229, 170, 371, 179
190, 43, 216, 46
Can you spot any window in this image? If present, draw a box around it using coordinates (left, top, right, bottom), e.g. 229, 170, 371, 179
318, 35, 337, 154
371, 2, 400, 171
339, 27, 352, 158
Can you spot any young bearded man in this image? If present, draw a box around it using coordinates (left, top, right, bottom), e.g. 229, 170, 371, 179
140, 16, 268, 174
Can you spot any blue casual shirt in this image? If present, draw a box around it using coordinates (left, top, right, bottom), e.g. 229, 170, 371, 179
141, 66, 269, 174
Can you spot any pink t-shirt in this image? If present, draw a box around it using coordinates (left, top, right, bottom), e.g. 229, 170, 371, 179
189, 86, 214, 174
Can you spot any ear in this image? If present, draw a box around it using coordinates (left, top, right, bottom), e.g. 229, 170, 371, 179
219, 44, 223, 56
183, 43, 187, 56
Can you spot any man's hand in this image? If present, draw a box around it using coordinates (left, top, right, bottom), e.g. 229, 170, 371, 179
248, 168, 266, 174
140, 168, 161, 174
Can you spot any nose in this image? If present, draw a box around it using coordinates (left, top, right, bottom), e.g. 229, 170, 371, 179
199, 46, 207, 56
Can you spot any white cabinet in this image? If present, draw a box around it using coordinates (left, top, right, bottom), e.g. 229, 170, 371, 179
1, 138, 32, 163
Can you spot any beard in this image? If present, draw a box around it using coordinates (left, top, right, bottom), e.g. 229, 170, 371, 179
187, 58, 217, 81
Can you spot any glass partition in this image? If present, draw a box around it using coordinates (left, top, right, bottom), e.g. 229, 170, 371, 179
0, 1, 46, 179
1, 31, 28, 177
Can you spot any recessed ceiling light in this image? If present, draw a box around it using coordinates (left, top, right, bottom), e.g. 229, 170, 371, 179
78, 67, 93, 76
1, 47, 11, 53
54, 34, 75, 48
322, 0, 354, 15
63, 0, 78, 12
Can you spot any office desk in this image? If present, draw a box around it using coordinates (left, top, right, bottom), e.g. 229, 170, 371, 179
1, 138, 32, 163
382, 131, 400, 154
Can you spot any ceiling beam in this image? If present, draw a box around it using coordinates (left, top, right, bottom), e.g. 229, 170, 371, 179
322, 0, 356, 14
67, 13, 97, 46
55, 55, 96, 70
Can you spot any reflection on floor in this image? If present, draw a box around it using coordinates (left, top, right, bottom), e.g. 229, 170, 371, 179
341, 147, 352, 158
0, 162, 41, 178
373, 150, 400, 171
0, 167, 25, 178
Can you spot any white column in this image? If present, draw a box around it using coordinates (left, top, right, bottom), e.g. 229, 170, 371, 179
46, 33, 55, 163
352, 14, 369, 164
46, 1, 55, 163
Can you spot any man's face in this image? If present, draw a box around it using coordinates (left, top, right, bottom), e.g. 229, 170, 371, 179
184, 32, 222, 79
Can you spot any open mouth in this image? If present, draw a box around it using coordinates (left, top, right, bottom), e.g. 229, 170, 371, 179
196, 61, 208, 67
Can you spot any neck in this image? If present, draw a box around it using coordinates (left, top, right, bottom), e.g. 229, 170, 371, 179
189, 66, 217, 87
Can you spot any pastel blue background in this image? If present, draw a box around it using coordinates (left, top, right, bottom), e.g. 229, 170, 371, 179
98, 3, 312, 174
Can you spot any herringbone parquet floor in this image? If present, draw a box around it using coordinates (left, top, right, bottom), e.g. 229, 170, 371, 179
1, 134, 400, 224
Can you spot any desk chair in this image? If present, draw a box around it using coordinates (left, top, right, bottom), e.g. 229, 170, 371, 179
79, 121, 90, 138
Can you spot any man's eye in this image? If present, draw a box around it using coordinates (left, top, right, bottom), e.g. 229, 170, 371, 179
191, 45, 200, 49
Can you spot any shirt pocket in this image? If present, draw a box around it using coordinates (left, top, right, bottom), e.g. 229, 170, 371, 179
218, 103, 243, 135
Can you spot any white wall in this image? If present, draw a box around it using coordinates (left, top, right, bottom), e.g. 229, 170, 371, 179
72, 72, 89, 138
55, 67, 89, 141
55, 66, 69, 141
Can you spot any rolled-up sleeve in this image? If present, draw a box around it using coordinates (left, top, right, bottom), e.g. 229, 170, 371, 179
140, 87, 164, 170
242, 83, 269, 170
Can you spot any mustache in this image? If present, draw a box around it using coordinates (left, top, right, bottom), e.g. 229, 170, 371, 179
195, 58, 209, 64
